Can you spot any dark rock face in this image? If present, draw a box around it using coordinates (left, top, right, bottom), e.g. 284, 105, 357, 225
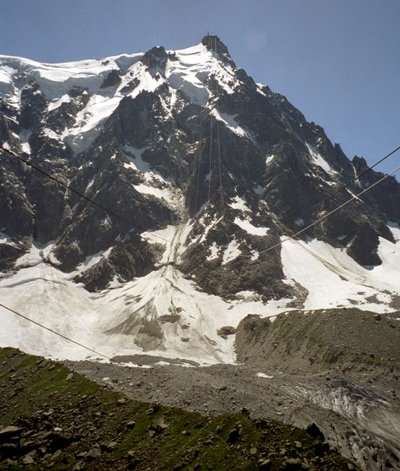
141, 46, 168, 72
346, 225, 382, 266
202, 34, 236, 68
74, 238, 155, 291
100, 69, 121, 89
0, 36, 399, 299
352, 155, 400, 222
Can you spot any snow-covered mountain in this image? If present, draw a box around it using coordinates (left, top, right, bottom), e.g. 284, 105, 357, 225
1, 35, 399, 363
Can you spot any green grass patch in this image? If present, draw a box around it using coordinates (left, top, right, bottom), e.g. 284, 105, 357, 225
0, 347, 357, 470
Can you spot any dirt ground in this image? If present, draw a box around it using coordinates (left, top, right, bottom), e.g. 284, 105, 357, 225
65, 354, 400, 471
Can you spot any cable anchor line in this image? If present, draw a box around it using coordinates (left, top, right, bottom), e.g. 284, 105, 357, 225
205, 35, 224, 210
258, 161, 400, 257
0, 145, 169, 243
1, 145, 131, 224
0, 302, 111, 361
317, 144, 400, 209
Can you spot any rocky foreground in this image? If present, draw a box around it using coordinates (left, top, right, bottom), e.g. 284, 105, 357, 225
64, 308, 400, 471
0, 347, 356, 470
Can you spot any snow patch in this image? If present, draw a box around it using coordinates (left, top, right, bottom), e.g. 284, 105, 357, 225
234, 217, 269, 236
229, 195, 251, 213
42, 128, 60, 141
256, 83, 267, 96
281, 237, 400, 312
122, 146, 185, 216
19, 129, 32, 154
167, 43, 239, 98
211, 109, 249, 138
0, 233, 13, 244
0, 65, 15, 84
206, 242, 220, 261
306, 143, 338, 176
236, 291, 261, 301
76, 247, 113, 273
48, 93, 72, 111
141, 226, 175, 245
0, 65, 16, 95
250, 250, 259, 261
0, 231, 301, 365
154, 360, 171, 366
123, 145, 152, 172
253, 185, 264, 195
266, 154, 275, 165
62, 94, 121, 152
120, 362, 153, 369
222, 239, 241, 265
256, 373, 274, 379
16, 244, 43, 268
167, 70, 209, 106
133, 183, 172, 201
125, 64, 163, 100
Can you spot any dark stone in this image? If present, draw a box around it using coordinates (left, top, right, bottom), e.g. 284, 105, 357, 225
73, 258, 115, 292
101, 441, 118, 452
306, 423, 325, 440
227, 427, 240, 444
121, 78, 139, 94
0, 426, 23, 442
0, 442, 18, 459
254, 418, 269, 430
159, 314, 181, 323
257, 458, 272, 470
283, 458, 307, 470
314, 441, 330, 457
217, 326, 236, 339
126, 421, 136, 429
127, 458, 141, 470
100, 70, 121, 89
85, 447, 102, 460
47, 431, 72, 450
22, 453, 36, 465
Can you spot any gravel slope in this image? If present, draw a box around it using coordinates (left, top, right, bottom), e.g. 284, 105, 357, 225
64, 308, 400, 471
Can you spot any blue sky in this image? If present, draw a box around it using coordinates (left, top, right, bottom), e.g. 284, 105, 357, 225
1, 0, 399, 175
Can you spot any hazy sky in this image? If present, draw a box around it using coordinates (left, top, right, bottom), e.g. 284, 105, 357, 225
1, 0, 399, 174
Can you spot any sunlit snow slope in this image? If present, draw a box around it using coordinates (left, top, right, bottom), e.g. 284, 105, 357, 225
1, 224, 399, 364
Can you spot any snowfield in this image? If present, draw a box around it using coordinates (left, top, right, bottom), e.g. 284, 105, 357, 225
281, 228, 400, 312
1, 223, 399, 364
0, 42, 243, 154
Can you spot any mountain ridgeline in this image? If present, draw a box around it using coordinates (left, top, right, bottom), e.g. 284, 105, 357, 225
0, 35, 399, 299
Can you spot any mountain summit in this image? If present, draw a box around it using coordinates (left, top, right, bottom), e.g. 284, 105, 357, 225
0, 37, 399, 363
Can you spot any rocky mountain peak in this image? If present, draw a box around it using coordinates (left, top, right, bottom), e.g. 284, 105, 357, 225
141, 45, 168, 72
0, 37, 399, 365
201, 34, 235, 66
